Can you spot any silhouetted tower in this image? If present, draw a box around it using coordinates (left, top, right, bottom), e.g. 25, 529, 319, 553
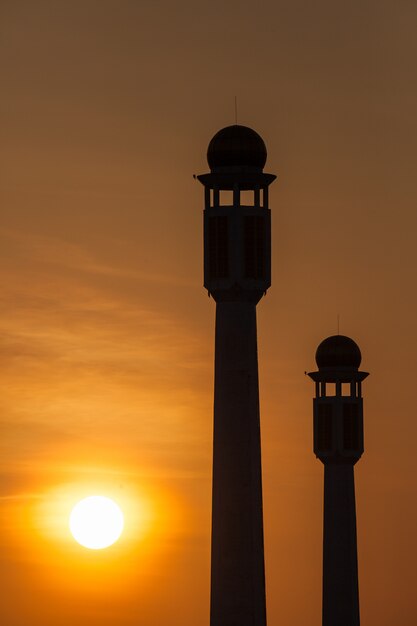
197, 125, 276, 626
308, 335, 369, 626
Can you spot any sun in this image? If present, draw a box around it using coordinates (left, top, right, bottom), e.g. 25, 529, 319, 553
69, 495, 124, 550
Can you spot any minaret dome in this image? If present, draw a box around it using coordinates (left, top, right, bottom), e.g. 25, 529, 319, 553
316, 335, 362, 370
207, 125, 267, 172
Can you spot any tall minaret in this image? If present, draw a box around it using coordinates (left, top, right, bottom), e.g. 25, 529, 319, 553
197, 125, 276, 626
308, 335, 369, 626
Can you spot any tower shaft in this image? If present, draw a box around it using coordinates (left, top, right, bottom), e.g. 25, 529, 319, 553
210, 301, 266, 626
323, 464, 360, 626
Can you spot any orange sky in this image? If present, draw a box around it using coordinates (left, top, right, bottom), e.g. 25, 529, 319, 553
1, 1, 417, 625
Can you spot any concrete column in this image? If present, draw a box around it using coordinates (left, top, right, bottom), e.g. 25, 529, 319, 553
323, 464, 360, 626
210, 300, 267, 626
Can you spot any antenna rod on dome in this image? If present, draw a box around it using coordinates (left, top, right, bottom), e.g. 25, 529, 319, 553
337, 313, 340, 335
234, 96, 238, 125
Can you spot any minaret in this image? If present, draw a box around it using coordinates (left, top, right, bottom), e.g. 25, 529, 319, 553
308, 335, 369, 626
197, 125, 276, 626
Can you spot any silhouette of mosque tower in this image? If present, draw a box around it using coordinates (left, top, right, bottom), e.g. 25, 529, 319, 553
308, 335, 369, 626
197, 125, 276, 626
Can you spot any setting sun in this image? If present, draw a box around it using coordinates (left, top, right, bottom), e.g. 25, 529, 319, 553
69, 496, 124, 550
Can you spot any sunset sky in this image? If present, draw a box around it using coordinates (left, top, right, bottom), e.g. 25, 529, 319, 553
1, 1, 417, 625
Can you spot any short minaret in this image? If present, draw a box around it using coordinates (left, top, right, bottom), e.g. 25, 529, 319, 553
308, 335, 369, 626
197, 125, 276, 626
